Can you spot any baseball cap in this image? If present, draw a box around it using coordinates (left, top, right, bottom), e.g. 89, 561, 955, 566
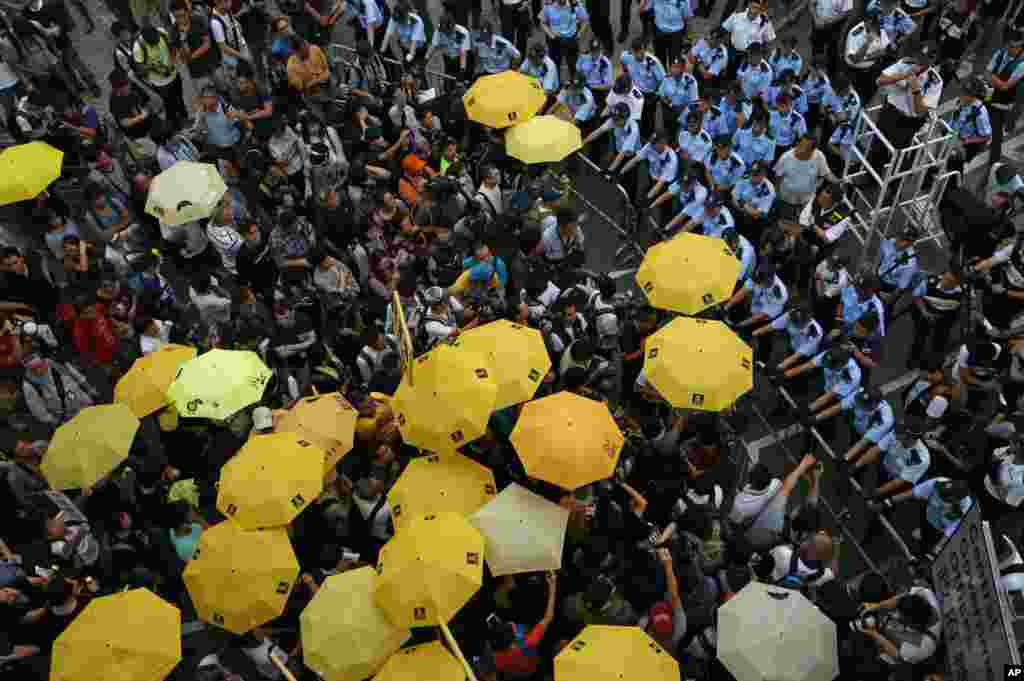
402, 154, 428, 175
648, 601, 674, 637
469, 263, 495, 283
252, 406, 273, 432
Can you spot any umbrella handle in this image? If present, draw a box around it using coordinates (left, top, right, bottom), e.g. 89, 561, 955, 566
440, 620, 479, 681
271, 654, 299, 681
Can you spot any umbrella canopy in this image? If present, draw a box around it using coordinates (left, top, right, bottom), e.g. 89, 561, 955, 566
167, 349, 272, 421
300, 567, 411, 681
470, 482, 569, 576
456, 320, 552, 410
42, 404, 140, 490
717, 582, 839, 681
145, 161, 227, 226
388, 453, 497, 531
276, 392, 358, 472
505, 116, 583, 164
511, 391, 623, 490
51, 587, 181, 681
0, 142, 63, 205
115, 345, 198, 418
636, 233, 742, 315
374, 642, 464, 681
391, 343, 498, 453
217, 432, 325, 529
374, 512, 484, 628
184, 522, 300, 634
555, 625, 679, 681
463, 71, 547, 128
643, 317, 753, 411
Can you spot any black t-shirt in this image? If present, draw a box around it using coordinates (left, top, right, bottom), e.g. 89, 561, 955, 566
109, 91, 152, 140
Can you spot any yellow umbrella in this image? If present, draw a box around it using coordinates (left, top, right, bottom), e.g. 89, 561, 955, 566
217, 432, 325, 529
115, 345, 198, 418
300, 567, 411, 681
0, 142, 63, 205
636, 233, 742, 315
391, 343, 498, 453
505, 115, 583, 164
555, 625, 679, 681
51, 588, 181, 681
463, 71, 547, 129
470, 482, 569, 576
511, 392, 623, 490
167, 349, 273, 421
643, 317, 753, 411
388, 453, 496, 531
184, 521, 299, 634
276, 392, 358, 472
145, 161, 228, 226
375, 642, 464, 681
42, 404, 140, 490
456, 320, 552, 410
374, 512, 484, 628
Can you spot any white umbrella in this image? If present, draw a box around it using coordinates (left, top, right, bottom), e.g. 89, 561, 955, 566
717, 582, 839, 681
145, 161, 227, 226
469, 483, 569, 576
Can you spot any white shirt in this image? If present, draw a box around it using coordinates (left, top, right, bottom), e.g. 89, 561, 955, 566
140, 321, 173, 355
984, 446, 1024, 508
845, 22, 892, 69
769, 545, 836, 587
722, 11, 777, 51
605, 87, 645, 122
728, 479, 783, 525
881, 61, 943, 116
879, 587, 941, 665
814, 0, 854, 26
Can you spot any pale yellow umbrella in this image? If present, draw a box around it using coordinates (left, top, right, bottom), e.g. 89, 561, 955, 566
42, 404, 140, 490
388, 453, 497, 531
470, 483, 569, 576
505, 116, 583, 164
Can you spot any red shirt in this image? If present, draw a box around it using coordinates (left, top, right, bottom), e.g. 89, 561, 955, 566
494, 622, 547, 675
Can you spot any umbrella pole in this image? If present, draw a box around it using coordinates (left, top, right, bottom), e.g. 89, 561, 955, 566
271, 654, 299, 681
440, 620, 480, 681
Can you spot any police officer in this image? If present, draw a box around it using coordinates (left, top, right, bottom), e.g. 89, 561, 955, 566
497, 0, 532, 56
705, 135, 746, 195
553, 74, 597, 130
582, 102, 641, 173
870, 51, 943, 180
425, 13, 471, 81
766, 70, 809, 118
724, 262, 789, 352
811, 0, 854, 75
684, 91, 732, 140
541, 0, 589, 78
731, 160, 776, 244
877, 224, 920, 303
909, 269, 962, 366
380, 2, 427, 65
753, 303, 824, 373
837, 272, 887, 337
721, 0, 776, 82
473, 22, 520, 75
736, 44, 774, 101
869, 0, 916, 44
769, 94, 808, 161
987, 29, 1024, 167
782, 344, 863, 418
620, 133, 679, 205
732, 111, 776, 167
651, 161, 707, 222
813, 253, 850, 334
620, 37, 665, 139
521, 43, 560, 96
722, 226, 757, 287
658, 56, 699, 137
873, 423, 932, 499
676, 111, 713, 164
604, 73, 645, 124
668, 190, 735, 238
944, 75, 993, 178
650, 0, 692, 68
969, 232, 1024, 330
577, 39, 614, 112
844, 13, 894, 105
834, 386, 896, 461
822, 72, 861, 168
340, 0, 386, 49
717, 81, 752, 137
801, 56, 835, 135
690, 28, 729, 90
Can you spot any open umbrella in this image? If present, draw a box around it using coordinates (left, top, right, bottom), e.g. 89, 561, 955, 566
276, 392, 358, 472
374, 512, 484, 629
115, 344, 197, 418
463, 71, 547, 129
642, 317, 753, 411
555, 625, 679, 681
470, 483, 569, 576
456, 320, 552, 410
374, 642, 464, 681
300, 567, 411, 681
42, 404, 140, 490
145, 161, 228, 226
636, 233, 742, 315
511, 391, 623, 490
388, 453, 496, 531
167, 349, 272, 421
391, 343, 498, 453
717, 582, 838, 681
217, 432, 325, 529
0, 141, 63, 205
184, 521, 300, 634
51, 587, 181, 681
505, 116, 583, 164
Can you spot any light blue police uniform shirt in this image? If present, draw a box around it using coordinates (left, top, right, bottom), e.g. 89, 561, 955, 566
812, 354, 862, 397
659, 73, 699, 110
691, 39, 728, 76
839, 285, 886, 336
577, 54, 614, 90
867, 2, 916, 38
802, 74, 834, 105
733, 234, 757, 283
828, 88, 862, 125
829, 122, 858, 160
668, 179, 708, 218
637, 143, 680, 183
769, 50, 803, 78
989, 49, 1024, 95
744, 274, 789, 317
732, 127, 776, 166
770, 313, 823, 357
621, 51, 666, 93
766, 85, 809, 115
737, 61, 774, 100
912, 478, 974, 537
696, 206, 736, 239
677, 128, 713, 163
732, 176, 776, 214
840, 393, 895, 441
343, 0, 383, 29
557, 86, 596, 122
475, 34, 520, 73
386, 13, 427, 48
705, 150, 747, 189
717, 96, 752, 135
611, 118, 641, 153
520, 55, 560, 93
543, 1, 589, 38
949, 100, 992, 141
769, 108, 807, 147
880, 433, 931, 484
878, 237, 919, 290
653, 0, 693, 33
430, 25, 471, 58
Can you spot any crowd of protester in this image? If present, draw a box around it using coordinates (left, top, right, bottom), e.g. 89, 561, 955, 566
1, 0, 1024, 680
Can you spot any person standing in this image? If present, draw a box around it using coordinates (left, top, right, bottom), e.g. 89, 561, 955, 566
498, 0, 533, 56
647, 0, 693, 69
987, 29, 1024, 167
133, 26, 189, 129
721, 0, 776, 82
473, 23, 521, 75
620, 38, 665, 139
425, 13, 471, 82
844, 13, 893, 106
541, 0, 589, 79
945, 75, 992, 178
810, 0, 854, 75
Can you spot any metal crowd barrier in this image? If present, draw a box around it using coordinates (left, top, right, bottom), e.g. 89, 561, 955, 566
328, 42, 460, 94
